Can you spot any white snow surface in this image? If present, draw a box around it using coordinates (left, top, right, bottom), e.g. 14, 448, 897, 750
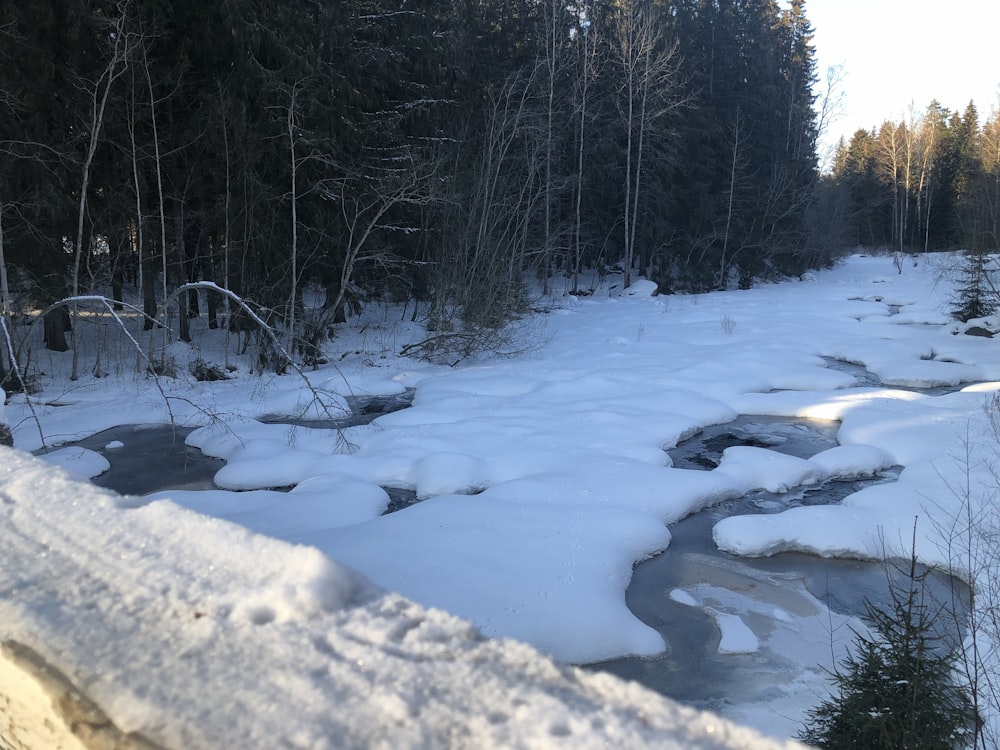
0, 450, 799, 750
4, 252, 1000, 744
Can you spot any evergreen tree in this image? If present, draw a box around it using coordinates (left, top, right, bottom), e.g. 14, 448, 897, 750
799, 553, 975, 750
831, 128, 892, 248
951, 249, 999, 323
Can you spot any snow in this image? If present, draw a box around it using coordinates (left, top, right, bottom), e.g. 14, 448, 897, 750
1, 450, 799, 750
35, 445, 110, 479
4, 252, 1000, 745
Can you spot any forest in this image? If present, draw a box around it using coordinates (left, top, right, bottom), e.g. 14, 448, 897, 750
0, 0, 996, 381
823, 102, 1000, 259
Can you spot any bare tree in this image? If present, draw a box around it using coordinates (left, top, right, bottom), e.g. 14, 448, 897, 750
915, 110, 936, 253
980, 113, 1000, 253
718, 107, 752, 288
539, 0, 569, 296
876, 119, 907, 256
69, 0, 133, 379
417, 70, 545, 362
301, 150, 435, 357
217, 78, 234, 367
570, 2, 601, 294
0, 25, 15, 362
0, 201, 11, 373
813, 64, 847, 171
612, 0, 684, 288
284, 80, 305, 357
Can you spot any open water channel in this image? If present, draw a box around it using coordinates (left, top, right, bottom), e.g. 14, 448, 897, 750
42, 374, 967, 722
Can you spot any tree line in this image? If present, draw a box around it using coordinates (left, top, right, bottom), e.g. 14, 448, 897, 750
821, 101, 1000, 257
0, 0, 822, 374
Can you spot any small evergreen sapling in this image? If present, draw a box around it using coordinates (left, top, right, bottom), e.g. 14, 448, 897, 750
951, 250, 1000, 323
799, 549, 975, 749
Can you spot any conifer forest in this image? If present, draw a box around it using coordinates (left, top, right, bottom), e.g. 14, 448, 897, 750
0, 0, 998, 371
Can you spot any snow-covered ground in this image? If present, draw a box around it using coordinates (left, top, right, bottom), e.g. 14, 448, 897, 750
4, 252, 1000, 745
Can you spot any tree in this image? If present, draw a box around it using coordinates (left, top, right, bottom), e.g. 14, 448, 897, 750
951, 249, 1000, 323
610, 0, 684, 289
568, 1, 602, 294
799, 546, 975, 749
875, 119, 907, 254
832, 128, 891, 247
431, 69, 543, 338
980, 112, 1000, 253
538, 0, 571, 295
914, 101, 950, 252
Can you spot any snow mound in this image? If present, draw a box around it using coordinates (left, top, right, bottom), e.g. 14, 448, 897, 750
36, 446, 110, 479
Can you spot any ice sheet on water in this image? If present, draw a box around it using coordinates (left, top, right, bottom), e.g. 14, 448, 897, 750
713, 612, 759, 654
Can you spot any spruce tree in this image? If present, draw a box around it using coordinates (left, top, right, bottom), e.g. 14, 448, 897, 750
951, 249, 999, 323
799, 552, 975, 749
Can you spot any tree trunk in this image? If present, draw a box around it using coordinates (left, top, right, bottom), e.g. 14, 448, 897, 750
111, 267, 124, 311
206, 239, 219, 330
142, 249, 157, 330
174, 200, 191, 343
43, 308, 71, 352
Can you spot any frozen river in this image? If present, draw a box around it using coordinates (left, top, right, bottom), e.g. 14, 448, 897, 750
52, 410, 967, 729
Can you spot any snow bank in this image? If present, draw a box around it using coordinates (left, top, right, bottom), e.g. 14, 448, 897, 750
0, 448, 803, 750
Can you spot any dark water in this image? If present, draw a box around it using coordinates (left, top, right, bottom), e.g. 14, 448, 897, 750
38, 424, 225, 496
44, 391, 418, 498
588, 488, 964, 703
259, 389, 416, 429
585, 415, 968, 713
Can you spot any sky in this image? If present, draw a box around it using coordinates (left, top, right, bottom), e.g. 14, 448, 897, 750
805, 0, 1000, 163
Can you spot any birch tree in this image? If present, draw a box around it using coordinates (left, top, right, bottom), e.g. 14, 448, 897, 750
611, 0, 683, 289
570, 2, 601, 294
539, 0, 569, 296
69, 0, 133, 379
876, 120, 906, 253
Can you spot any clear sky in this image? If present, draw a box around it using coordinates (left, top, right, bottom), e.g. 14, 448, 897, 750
804, 0, 1000, 164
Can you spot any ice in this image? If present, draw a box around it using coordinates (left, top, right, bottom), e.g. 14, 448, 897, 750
712, 611, 759, 654
670, 588, 701, 607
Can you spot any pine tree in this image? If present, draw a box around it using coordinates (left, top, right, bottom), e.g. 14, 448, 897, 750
799, 552, 975, 749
